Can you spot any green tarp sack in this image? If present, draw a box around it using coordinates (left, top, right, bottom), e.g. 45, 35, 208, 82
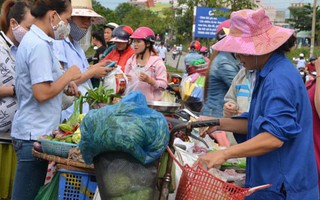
34, 172, 59, 200
79, 91, 170, 165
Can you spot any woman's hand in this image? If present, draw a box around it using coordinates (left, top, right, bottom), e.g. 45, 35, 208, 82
65, 65, 81, 81
64, 81, 80, 96
193, 150, 228, 169
139, 72, 155, 85
223, 102, 238, 117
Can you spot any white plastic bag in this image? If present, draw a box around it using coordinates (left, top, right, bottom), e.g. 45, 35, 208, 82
124, 78, 139, 96
102, 66, 128, 95
93, 188, 101, 200
168, 143, 199, 199
161, 90, 176, 103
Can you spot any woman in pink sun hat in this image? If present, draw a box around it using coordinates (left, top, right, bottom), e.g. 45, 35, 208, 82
195, 8, 318, 199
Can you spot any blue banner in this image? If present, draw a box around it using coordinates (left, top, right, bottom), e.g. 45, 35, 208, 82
194, 7, 229, 39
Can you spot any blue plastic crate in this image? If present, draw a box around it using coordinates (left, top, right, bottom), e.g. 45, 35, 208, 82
58, 169, 97, 200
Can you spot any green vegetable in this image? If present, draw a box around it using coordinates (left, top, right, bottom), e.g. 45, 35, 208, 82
78, 113, 86, 123
67, 96, 82, 127
105, 173, 131, 196
83, 82, 121, 107
59, 123, 73, 132
72, 128, 81, 144
221, 158, 246, 169
110, 187, 153, 200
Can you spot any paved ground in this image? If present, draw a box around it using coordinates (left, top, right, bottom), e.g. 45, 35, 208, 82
166, 51, 186, 72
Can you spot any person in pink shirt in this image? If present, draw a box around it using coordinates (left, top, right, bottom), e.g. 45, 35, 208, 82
125, 27, 167, 101
307, 58, 320, 191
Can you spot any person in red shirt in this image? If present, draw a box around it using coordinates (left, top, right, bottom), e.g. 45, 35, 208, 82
100, 25, 135, 72
307, 56, 317, 74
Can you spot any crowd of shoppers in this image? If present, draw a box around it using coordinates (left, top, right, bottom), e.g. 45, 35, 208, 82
1, 0, 320, 199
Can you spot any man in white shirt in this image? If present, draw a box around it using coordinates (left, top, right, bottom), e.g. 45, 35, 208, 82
157, 41, 167, 62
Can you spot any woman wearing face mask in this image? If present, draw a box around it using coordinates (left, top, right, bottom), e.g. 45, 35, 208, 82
0, 0, 34, 133
125, 27, 168, 101
53, 0, 111, 121
10, 0, 81, 199
0, 1, 34, 199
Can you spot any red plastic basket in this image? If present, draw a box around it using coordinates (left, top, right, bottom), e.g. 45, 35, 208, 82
167, 147, 271, 200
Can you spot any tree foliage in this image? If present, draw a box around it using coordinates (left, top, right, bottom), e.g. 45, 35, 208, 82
122, 6, 166, 33
92, 0, 119, 30
92, 1, 169, 36
114, 3, 138, 25
173, 0, 255, 43
288, 3, 320, 31
177, 0, 254, 12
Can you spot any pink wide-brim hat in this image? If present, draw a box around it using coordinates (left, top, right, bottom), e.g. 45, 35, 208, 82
212, 9, 294, 56
72, 0, 106, 25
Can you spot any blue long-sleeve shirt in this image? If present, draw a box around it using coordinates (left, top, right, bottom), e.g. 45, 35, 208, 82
201, 51, 240, 117
244, 53, 318, 199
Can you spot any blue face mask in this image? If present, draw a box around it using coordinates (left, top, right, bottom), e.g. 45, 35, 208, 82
69, 21, 88, 41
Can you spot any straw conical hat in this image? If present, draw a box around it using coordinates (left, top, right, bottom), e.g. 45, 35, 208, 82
71, 0, 105, 25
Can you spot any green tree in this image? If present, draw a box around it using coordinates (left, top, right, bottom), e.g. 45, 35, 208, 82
288, 3, 320, 46
288, 4, 314, 31
174, 9, 193, 43
114, 3, 138, 25
174, 0, 255, 43
177, 0, 254, 12
92, 0, 118, 29
122, 6, 166, 34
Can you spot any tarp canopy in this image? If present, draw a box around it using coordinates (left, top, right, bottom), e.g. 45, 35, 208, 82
297, 31, 311, 38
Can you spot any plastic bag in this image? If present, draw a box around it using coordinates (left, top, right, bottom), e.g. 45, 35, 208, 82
103, 66, 127, 95
94, 152, 157, 200
34, 171, 59, 200
179, 73, 205, 102
161, 90, 176, 103
79, 91, 169, 165
124, 77, 139, 96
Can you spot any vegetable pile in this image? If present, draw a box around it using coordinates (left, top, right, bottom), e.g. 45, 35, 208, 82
98, 158, 156, 200
33, 97, 86, 152
33, 113, 86, 152
84, 82, 121, 107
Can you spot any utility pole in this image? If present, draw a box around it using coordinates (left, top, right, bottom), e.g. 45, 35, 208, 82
310, 0, 317, 56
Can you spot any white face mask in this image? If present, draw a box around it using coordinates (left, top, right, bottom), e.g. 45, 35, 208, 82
12, 24, 28, 43
51, 13, 70, 40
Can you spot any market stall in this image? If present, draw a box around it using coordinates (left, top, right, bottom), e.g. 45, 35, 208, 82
32, 149, 97, 200
0, 132, 16, 200
31, 88, 270, 200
